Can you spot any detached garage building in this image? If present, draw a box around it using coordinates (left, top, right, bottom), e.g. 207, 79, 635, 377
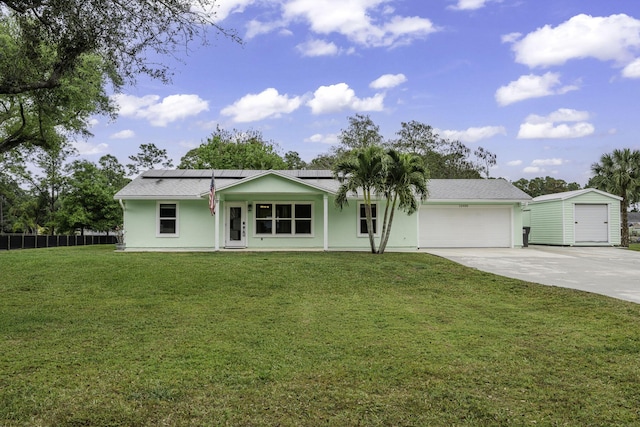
419, 180, 532, 248
523, 189, 621, 246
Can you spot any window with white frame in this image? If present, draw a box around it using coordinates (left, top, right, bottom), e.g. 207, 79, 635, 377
358, 202, 378, 236
158, 202, 178, 236
255, 202, 312, 236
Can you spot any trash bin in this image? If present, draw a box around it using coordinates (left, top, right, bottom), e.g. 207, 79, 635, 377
522, 226, 531, 248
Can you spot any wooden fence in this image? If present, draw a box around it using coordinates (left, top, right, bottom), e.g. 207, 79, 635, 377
0, 234, 116, 250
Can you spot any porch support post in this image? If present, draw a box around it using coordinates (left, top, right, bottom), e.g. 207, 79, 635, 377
214, 197, 220, 251
323, 194, 329, 251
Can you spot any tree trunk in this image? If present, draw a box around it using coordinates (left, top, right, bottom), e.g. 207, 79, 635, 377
364, 190, 377, 253
379, 197, 391, 251
621, 197, 629, 247
378, 197, 397, 254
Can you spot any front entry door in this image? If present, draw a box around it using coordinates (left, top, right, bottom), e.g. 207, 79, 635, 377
226, 203, 247, 248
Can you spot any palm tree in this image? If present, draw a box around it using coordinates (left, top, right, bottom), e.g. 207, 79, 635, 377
590, 148, 640, 247
378, 150, 429, 254
334, 145, 386, 253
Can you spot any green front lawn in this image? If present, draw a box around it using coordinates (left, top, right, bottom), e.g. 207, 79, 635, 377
1, 246, 639, 426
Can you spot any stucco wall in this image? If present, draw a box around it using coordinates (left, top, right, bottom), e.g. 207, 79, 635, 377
327, 197, 417, 250
122, 196, 418, 251
123, 199, 215, 249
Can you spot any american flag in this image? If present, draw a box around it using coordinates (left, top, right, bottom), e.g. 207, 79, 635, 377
208, 172, 216, 215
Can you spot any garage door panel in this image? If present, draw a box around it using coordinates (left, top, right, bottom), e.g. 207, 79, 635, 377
575, 204, 608, 243
420, 206, 511, 248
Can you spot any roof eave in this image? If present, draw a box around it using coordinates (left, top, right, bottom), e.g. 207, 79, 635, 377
114, 195, 203, 200
198, 170, 337, 196
531, 188, 623, 203
425, 199, 530, 203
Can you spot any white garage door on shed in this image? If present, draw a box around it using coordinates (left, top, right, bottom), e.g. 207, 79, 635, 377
419, 205, 512, 248
574, 204, 609, 243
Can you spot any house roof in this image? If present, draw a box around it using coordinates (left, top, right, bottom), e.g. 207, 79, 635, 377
114, 170, 531, 202
114, 169, 338, 199
199, 169, 340, 195
426, 179, 531, 201
531, 188, 622, 202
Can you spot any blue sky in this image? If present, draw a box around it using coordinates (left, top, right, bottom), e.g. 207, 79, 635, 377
79, 0, 640, 185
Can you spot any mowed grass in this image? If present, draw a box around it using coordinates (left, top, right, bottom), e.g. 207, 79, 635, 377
1, 247, 639, 426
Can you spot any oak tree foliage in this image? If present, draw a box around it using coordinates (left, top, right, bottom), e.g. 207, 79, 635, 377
127, 143, 174, 175
512, 176, 581, 198
0, 0, 239, 153
179, 127, 287, 170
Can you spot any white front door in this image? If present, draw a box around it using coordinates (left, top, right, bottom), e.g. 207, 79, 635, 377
225, 203, 247, 248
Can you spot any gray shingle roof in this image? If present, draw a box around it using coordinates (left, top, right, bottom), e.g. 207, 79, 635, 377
114, 169, 338, 199
114, 170, 531, 202
141, 169, 335, 179
427, 179, 531, 201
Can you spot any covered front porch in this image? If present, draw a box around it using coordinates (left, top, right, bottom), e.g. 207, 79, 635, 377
209, 170, 335, 251
211, 196, 331, 251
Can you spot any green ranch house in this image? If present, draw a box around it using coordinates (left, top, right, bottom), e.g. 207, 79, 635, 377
114, 169, 534, 251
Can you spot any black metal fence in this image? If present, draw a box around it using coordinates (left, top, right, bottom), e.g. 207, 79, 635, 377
0, 234, 117, 250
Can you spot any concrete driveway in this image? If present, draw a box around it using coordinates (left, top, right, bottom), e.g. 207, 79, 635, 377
424, 246, 640, 304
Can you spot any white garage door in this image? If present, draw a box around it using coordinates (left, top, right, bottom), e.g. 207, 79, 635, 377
574, 204, 609, 243
419, 205, 512, 248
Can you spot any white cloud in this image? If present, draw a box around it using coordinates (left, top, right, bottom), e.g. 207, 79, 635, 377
437, 126, 506, 143
296, 39, 340, 57
543, 108, 590, 123
279, 0, 438, 48
532, 158, 564, 166
306, 83, 385, 114
221, 88, 302, 122
495, 72, 579, 106
113, 94, 158, 116
449, 0, 491, 11
507, 160, 523, 166
113, 94, 209, 127
501, 32, 521, 44
517, 108, 595, 139
214, 1, 438, 48
622, 58, 640, 78
521, 158, 565, 175
369, 73, 407, 89
196, 0, 256, 22
519, 122, 595, 139
523, 166, 542, 174
304, 133, 339, 144
507, 14, 640, 70
110, 129, 135, 139
74, 141, 108, 156
246, 18, 286, 39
